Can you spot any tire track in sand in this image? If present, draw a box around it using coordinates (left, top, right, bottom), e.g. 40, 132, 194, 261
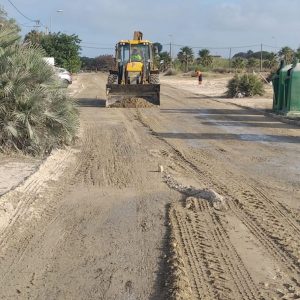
168, 194, 263, 300
0, 147, 78, 283
135, 109, 300, 299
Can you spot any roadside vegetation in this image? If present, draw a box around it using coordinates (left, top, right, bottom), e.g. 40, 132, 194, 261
169, 46, 300, 74
155, 45, 300, 98
0, 9, 79, 156
25, 30, 82, 73
226, 74, 265, 98
171, 47, 281, 75
81, 55, 114, 72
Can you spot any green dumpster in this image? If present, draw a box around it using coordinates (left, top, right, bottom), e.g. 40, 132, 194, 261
283, 68, 292, 113
285, 60, 300, 116
272, 61, 284, 112
277, 63, 293, 113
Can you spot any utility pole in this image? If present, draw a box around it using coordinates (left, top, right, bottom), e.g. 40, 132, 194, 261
229, 47, 232, 70
260, 43, 263, 72
33, 20, 41, 43
168, 34, 172, 68
34, 19, 40, 31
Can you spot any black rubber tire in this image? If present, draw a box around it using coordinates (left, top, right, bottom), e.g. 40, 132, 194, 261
107, 74, 118, 84
149, 73, 160, 84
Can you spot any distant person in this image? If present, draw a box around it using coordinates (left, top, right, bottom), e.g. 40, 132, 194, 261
196, 69, 203, 85
131, 48, 142, 62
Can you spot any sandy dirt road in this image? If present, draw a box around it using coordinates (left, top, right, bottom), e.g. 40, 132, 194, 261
0, 154, 40, 197
0, 73, 299, 299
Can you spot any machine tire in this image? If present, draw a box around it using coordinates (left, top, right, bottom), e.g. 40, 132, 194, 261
149, 73, 160, 84
107, 74, 118, 84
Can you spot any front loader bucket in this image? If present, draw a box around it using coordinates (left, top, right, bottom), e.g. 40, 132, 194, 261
106, 84, 160, 107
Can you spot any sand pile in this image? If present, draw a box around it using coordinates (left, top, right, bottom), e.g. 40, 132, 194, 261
108, 97, 156, 108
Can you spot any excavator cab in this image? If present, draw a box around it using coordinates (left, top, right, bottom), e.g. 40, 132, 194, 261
106, 32, 160, 107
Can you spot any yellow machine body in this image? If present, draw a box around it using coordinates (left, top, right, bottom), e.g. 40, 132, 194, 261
106, 32, 160, 107
126, 62, 143, 72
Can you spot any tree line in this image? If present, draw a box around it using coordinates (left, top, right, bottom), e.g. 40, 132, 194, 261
156, 45, 300, 73
23, 29, 300, 75
24, 30, 82, 73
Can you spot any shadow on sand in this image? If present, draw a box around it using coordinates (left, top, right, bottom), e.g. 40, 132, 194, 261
76, 98, 106, 107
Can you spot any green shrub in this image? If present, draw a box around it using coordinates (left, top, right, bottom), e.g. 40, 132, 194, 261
0, 25, 79, 156
232, 58, 246, 72
226, 74, 265, 98
211, 57, 230, 69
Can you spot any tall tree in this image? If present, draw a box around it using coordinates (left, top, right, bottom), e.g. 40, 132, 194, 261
232, 57, 245, 72
278, 47, 295, 64
26, 32, 82, 72
94, 55, 114, 71
177, 46, 194, 72
80, 56, 95, 70
247, 58, 259, 71
234, 50, 271, 60
153, 42, 163, 53
0, 8, 20, 32
159, 51, 171, 71
24, 30, 44, 45
198, 49, 213, 68
263, 52, 278, 70
295, 47, 300, 60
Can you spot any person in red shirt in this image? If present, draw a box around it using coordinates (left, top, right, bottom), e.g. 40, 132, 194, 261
195, 69, 203, 85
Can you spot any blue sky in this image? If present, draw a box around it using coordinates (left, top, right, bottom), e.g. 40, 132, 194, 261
2, 0, 300, 58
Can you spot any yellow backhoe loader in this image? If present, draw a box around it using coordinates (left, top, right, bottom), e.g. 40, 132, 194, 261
106, 31, 160, 107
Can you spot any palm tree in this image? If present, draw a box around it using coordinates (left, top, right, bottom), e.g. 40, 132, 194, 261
232, 58, 245, 72
0, 12, 78, 155
198, 49, 213, 68
0, 8, 20, 32
278, 47, 295, 64
177, 46, 194, 72
247, 58, 259, 71
263, 52, 278, 70
159, 51, 171, 71
24, 30, 44, 45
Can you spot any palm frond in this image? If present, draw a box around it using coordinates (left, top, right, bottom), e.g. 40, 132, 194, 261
0, 24, 79, 156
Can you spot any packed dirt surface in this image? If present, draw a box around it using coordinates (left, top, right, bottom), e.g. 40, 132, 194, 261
161, 73, 274, 111
0, 154, 40, 197
0, 72, 299, 299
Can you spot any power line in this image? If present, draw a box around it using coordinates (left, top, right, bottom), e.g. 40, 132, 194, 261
262, 44, 281, 50
81, 41, 114, 46
7, 0, 38, 23
80, 45, 114, 50
20, 22, 43, 29
79, 40, 284, 54
171, 43, 262, 50
20, 22, 34, 26
20, 24, 40, 28
81, 42, 263, 51
80, 40, 281, 52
